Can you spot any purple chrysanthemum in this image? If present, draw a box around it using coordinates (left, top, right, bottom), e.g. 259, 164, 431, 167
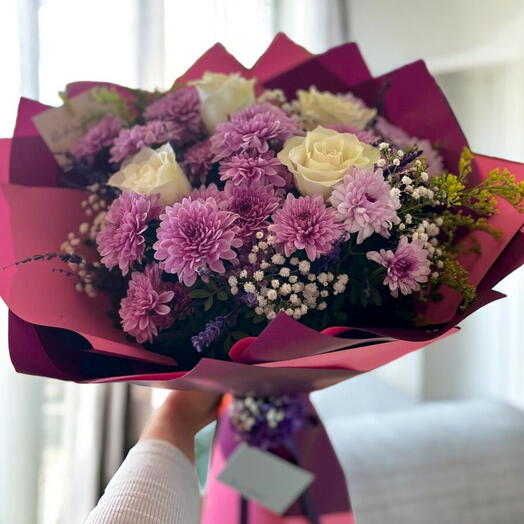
144, 87, 201, 144
330, 167, 401, 244
96, 192, 161, 275
109, 120, 182, 163
182, 139, 215, 184
119, 264, 176, 343
224, 182, 280, 241
210, 103, 300, 160
270, 194, 344, 261
154, 197, 243, 286
219, 151, 289, 187
367, 237, 431, 297
71, 114, 123, 163
375, 116, 443, 175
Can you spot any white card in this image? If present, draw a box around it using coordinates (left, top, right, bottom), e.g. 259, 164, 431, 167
32, 89, 115, 167
218, 443, 314, 515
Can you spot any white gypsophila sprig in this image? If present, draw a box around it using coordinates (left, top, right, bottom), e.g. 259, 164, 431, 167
227, 232, 349, 321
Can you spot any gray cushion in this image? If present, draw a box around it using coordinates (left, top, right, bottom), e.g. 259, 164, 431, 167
323, 400, 524, 524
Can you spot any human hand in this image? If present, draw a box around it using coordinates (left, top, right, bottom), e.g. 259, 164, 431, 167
140, 390, 221, 463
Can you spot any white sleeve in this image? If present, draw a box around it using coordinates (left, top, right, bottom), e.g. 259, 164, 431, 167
84, 439, 201, 524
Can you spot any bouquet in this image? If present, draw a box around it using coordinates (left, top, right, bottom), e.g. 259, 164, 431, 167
1, 34, 523, 523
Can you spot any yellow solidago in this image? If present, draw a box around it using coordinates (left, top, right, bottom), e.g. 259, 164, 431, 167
440, 251, 476, 309
432, 173, 466, 207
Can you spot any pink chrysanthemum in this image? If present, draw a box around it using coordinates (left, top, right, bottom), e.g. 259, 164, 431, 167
144, 87, 201, 144
270, 194, 343, 261
375, 116, 443, 175
224, 182, 280, 241
182, 139, 215, 184
210, 103, 300, 160
109, 120, 182, 163
96, 192, 161, 275
219, 151, 289, 187
188, 183, 228, 206
119, 264, 176, 343
71, 114, 123, 162
154, 198, 242, 286
367, 237, 431, 297
330, 167, 401, 244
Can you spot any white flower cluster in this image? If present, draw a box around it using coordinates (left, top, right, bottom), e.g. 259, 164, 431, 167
59, 184, 108, 298
230, 395, 286, 432
228, 232, 349, 321
377, 143, 405, 169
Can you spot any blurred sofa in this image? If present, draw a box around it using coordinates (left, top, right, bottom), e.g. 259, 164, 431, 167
313, 377, 524, 524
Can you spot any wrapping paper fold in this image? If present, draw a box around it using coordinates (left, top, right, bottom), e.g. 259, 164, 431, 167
202, 398, 354, 524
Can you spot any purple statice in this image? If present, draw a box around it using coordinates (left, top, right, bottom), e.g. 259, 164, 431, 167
119, 263, 176, 343
329, 167, 401, 244
229, 394, 306, 450
219, 151, 288, 187
311, 241, 342, 273
375, 116, 443, 175
237, 292, 258, 308
224, 182, 280, 241
191, 314, 230, 353
367, 237, 431, 297
144, 87, 201, 144
327, 124, 377, 144
71, 114, 123, 163
96, 192, 161, 275
270, 194, 344, 261
210, 103, 300, 160
109, 120, 182, 163
182, 139, 215, 184
153, 197, 242, 286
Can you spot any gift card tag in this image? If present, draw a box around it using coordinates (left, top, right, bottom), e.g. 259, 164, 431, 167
218, 443, 314, 515
32, 89, 115, 168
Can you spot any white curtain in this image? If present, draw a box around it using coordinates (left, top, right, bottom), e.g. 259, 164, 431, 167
1, 1, 523, 522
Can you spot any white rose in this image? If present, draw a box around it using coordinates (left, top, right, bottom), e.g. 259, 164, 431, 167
297, 87, 376, 129
191, 72, 256, 133
278, 126, 380, 199
108, 144, 191, 205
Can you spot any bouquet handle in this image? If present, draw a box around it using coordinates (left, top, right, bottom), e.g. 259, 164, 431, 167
201, 395, 354, 524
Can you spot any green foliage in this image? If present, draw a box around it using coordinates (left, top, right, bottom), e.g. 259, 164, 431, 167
91, 87, 135, 125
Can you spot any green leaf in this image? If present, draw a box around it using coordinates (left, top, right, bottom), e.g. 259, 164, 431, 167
253, 314, 265, 324
231, 331, 250, 340
370, 287, 382, 306
334, 311, 347, 322
190, 289, 211, 299
223, 334, 232, 352
204, 295, 214, 311
350, 285, 360, 304
332, 294, 345, 309
217, 290, 228, 301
